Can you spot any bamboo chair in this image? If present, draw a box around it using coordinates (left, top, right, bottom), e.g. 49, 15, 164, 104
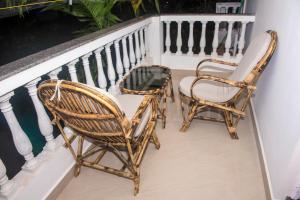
37, 80, 160, 195
178, 31, 277, 139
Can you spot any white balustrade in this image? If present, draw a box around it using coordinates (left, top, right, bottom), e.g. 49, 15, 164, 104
224, 21, 234, 58
67, 59, 79, 82
176, 21, 182, 55
188, 21, 194, 55
134, 31, 141, 66
114, 40, 124, 80
129, 33, 136, 68
25, 78, 57, 152
237, 22, 248, 58
48, 67, 62, 80
212, 21, 220, 56
81, 53, 95, 86
105, 43, 117, 94
139, 28, 145, 61
0, 159, 15, 197
122, 36, 130, 74
0, 92, 38, 171
199, 21, 207, 56
165, 21, 171, 54
94, 47, 107, 90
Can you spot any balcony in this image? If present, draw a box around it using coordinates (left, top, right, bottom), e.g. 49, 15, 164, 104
0, 10, 298, 200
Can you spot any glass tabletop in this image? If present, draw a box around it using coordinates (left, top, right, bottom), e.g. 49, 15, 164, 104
120, 65, 171, 93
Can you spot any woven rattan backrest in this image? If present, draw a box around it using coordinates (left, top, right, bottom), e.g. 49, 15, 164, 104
244, 30, 277, 84
38, 80, 129, 144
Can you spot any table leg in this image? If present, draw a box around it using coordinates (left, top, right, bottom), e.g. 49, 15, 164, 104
169, 77, 175, 103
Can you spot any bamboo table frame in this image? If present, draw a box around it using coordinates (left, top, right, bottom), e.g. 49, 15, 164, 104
119, 65, 175, 128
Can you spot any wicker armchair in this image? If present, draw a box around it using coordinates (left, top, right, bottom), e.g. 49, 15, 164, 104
178, 31, 277, 139
38, 80, 160, 195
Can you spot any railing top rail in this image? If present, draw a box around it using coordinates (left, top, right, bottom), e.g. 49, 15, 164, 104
160, 14, 255, 22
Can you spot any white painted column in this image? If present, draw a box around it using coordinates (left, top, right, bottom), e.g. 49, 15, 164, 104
122, 36, 130, 74
67, 59, 79, 82
114, 40, 124, 80
25, 78, 56, 151
199, 21, 207, 56
94, 47, 107, 90
139, 28, 145, 61
188, 21, 194, 55
0, 92, 38, 171
165, 21, 171, 54
144, 26, 150, 56
237, 22, 248, 59
224, 21, 234, 58
212, 21, 220, 56
81, 53, 95, 86
105, 43, 117, 94
129, 33, 136, 68
48, 67, 62, 80
0, 159, 15, 198
134, 30, 141, 66
176, 21, 182, 55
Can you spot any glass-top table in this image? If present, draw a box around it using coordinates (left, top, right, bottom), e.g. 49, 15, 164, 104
119, 65, 174, 128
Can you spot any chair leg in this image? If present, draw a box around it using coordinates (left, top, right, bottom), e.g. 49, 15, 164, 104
74, 136, 84, 177
133, 171, 140, 196
74, 162, 81, 177
224, 111, 239, 139
180, 103, 198, 132
151, 130, 160, 149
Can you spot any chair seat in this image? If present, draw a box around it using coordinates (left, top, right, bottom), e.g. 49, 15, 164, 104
117, 94, 151, 137
179, 76, 237, 103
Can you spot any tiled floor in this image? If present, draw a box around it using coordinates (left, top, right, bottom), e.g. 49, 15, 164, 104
56, 70, 266, 200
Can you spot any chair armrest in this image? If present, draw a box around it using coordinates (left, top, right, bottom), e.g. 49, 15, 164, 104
125, 95, 156, 139
196, 59, 238, 76
190, 75, 256, 116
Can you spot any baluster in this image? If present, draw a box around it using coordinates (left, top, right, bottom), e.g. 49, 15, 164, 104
129, 33, 136, 68
0, 159, 15, 197
139, 28, 145, 61
176, 21, 182, 55
0, 92, 38, 171
25, 78, 56, 151
67, 59, 79, 82
94, 47, 107, 90
105, 43, 117, 94
237, 22, 247, 59
134, 30, 141, 66
144, 26, 150, 56
122, 37, 130, 74
81, 53, 95, 86
48, 67, 62, 80
188, 21, 194, 55
199, 21, 207, 56
224, 21, 234, 58
212, 21, 220, 56
114, 40, 124, 80
165, 21, 171, 54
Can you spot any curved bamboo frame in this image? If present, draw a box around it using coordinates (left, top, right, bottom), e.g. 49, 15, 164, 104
179, 31, 277, 139
37, 80, 160, 195
120, 65, 175, 128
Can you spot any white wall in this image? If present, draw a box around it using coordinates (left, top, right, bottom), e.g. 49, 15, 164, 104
247, 0, 300, 199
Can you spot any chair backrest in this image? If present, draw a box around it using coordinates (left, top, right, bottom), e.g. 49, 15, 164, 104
229, 31, 277, 84
38, 80, 130, 145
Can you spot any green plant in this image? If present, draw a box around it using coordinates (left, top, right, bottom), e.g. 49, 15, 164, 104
45, 0, 120, 32
130, 0, 160, 15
